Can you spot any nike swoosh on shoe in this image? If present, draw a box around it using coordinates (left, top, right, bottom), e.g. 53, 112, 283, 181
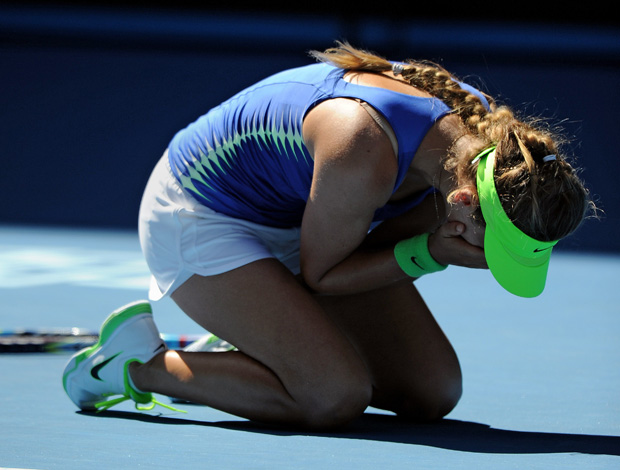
90, 352, 122, 381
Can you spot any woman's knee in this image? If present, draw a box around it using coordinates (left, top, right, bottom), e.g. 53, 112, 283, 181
296, 371, 372, 430
391, 367, 463, 422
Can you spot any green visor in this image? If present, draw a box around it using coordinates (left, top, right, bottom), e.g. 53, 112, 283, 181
475, 147, 558, 298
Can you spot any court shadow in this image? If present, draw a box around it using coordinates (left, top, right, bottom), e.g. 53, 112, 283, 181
81, 410, 620, 456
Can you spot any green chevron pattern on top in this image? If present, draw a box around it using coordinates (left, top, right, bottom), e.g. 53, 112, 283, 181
176, 106, 310, 201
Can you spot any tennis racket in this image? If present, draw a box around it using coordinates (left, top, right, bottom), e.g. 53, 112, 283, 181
0, 328, 208, 353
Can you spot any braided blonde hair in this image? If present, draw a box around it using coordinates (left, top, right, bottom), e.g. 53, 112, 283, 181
310, 42, 591, 242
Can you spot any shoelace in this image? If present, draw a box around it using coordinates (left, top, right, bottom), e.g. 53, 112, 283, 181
94, 393, 187, 413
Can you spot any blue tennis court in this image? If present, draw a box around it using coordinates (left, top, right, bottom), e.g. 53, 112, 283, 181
1, 224, 618, 469
2, 3, 620, 469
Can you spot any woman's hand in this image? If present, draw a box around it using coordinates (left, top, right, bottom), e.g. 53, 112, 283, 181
428, 221, 488, 269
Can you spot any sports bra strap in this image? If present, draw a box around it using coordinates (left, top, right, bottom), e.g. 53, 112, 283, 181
356, 100, 399, 158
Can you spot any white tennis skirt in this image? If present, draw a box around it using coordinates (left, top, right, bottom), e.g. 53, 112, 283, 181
138, 151, 302, 301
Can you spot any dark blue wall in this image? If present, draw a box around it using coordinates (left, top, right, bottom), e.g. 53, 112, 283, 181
1, 5, 619, 252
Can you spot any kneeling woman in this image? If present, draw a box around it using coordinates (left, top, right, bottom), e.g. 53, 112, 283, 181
63, 42, 590, 430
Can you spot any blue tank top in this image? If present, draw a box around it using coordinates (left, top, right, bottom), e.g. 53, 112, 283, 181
168, 63, 488, 228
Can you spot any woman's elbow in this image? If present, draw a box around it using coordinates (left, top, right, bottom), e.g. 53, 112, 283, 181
298, 268, 325, 294
298, 263, 336, 295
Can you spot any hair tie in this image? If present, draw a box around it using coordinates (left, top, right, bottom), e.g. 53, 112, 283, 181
392, 63, 405, 76
542, 155, 557, 162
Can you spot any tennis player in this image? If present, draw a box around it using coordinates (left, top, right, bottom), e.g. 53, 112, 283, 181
63, 42, 591, 429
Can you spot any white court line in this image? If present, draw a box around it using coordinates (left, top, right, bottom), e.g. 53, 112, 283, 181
0, 244, 150, 289
0, 226, 151, 290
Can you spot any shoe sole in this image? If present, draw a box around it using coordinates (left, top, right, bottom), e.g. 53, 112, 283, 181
62, 300, 152, 399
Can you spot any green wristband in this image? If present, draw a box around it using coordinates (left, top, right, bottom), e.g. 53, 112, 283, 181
394, 233, 448, 278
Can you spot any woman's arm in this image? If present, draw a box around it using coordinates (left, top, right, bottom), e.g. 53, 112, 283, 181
300, 98, 412, 294
300, 98, 485, 296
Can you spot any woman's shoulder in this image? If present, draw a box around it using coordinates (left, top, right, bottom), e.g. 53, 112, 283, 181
303, 97, 396, 164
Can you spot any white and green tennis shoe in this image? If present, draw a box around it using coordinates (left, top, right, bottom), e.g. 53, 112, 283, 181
62, 300, 175, 412
182, 333, 236, 353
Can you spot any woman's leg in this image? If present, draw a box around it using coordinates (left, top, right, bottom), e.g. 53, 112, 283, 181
317, 279, 462, 421
129, 258, 371, 429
